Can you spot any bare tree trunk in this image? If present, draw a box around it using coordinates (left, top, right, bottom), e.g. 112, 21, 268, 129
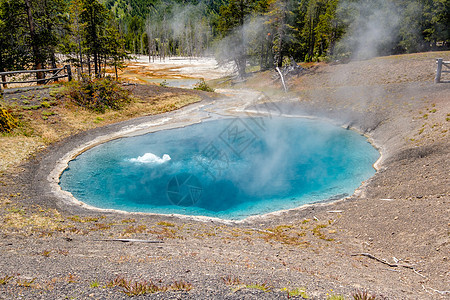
88, 55, 91, 77
51, 52, 58, 82
260, 38, 265, 70
75, 14, 83, 74
94, 52, 99, 77
148, 35, 152, 62
274, 3, 287, 68
235, 56, 246, 79
104, 55, 107, 78
24, 0, 44, 82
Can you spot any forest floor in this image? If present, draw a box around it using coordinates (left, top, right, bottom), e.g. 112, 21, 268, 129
0, 52, 449, 299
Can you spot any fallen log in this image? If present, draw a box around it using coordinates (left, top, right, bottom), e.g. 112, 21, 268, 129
94, 239, 164, 243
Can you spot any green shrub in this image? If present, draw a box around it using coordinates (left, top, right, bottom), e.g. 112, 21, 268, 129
193, 79, 214, 92
62, 76, 131, 113
0, 107, 18, 132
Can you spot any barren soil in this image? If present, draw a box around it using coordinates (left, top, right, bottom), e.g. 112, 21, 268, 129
0, 52, 449, 299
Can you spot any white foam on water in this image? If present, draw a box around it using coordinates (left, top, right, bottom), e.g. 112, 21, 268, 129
129, 153, 171, 164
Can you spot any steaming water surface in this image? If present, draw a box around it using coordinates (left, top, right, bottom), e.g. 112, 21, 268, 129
60, 117, 379, 220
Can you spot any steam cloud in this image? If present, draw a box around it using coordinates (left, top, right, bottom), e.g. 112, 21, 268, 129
336, 0, 400, 60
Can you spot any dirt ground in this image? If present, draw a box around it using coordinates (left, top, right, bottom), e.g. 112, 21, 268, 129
0, 53, 449, 299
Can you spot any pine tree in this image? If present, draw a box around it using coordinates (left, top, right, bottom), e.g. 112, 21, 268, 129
81, 0, 109, 77
0, 0, 30, 86
217, 0, 258, 77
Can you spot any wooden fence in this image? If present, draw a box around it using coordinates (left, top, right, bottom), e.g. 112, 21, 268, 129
0, 65, 72, 91
435, 58, 450, 83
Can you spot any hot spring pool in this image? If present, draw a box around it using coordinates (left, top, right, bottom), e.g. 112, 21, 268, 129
59, 117, 379, 220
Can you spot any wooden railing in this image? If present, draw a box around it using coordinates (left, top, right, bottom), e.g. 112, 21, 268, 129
0, 65, 72, 91
435, 58, 450, 83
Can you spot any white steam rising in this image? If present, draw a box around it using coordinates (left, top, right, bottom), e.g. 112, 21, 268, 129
129, 153, 171, 164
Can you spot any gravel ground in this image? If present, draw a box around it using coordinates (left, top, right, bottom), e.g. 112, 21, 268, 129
0, 52, 449, 299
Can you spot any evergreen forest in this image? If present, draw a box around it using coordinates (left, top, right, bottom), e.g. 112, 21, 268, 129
0, 0, 448, 77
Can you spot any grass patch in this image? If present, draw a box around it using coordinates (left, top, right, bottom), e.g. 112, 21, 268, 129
231, 282, 272, 293
90, 223, 111, 231
222, 276, 273, 293
157, 221, 175, 227
93, 116, 104, 124
312, 224, 334, 241
352, 290, 385, 300
281, 287, 309, 298
123, 225, 147, 235
41, 101, 51, 108
42, 110, 56, 120
90, 279, 100, 288
222, 275, 241, 285
327, 294, 345, 300
67, 215, 101, 223
2, 208, 65, 234
7, 206, 25, 214
261, 225, 309, 246
22, 104, 42, 110
41, 111, 56, 117
121, 218, 136, 223
244, 283, 271, 292
65, 274, 78, 283
107, 276, 192, 296
16, 277, 36, 287
0, 275, 14, 285
148, 226, 178, 239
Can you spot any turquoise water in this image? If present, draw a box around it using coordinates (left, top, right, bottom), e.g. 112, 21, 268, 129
59, 117, 379, 220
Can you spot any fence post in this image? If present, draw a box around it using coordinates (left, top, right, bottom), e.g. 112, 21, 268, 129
435, 58, 443, 83
1, 74, 6, 89
66, 65, 72, 82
